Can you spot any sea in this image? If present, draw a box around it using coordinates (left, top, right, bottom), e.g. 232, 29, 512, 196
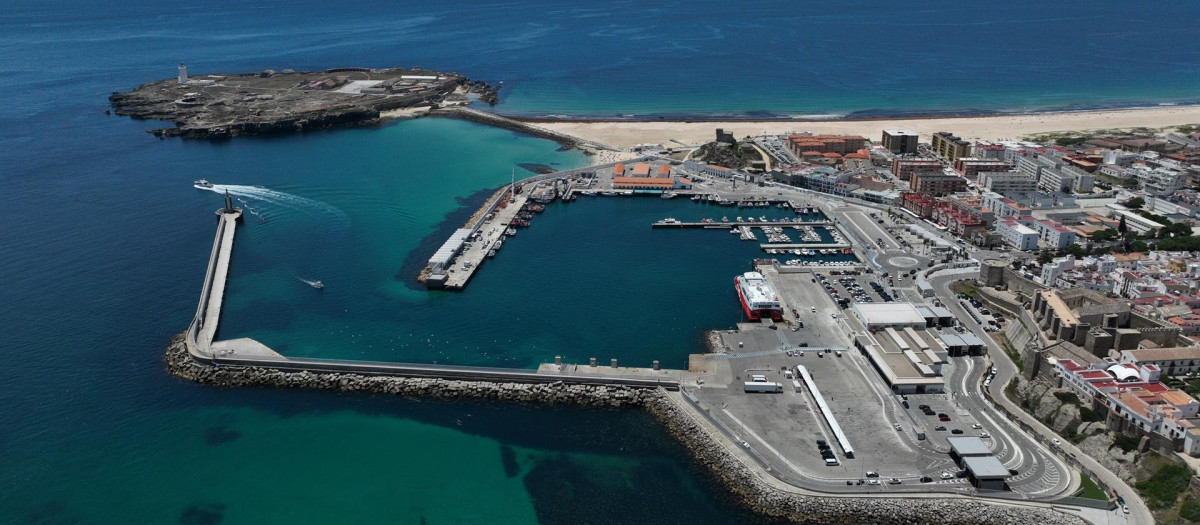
1, 1, 1198, 523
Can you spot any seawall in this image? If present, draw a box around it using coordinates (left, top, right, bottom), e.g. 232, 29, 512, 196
165, 334, 1085, 525
430, 106, 615, 151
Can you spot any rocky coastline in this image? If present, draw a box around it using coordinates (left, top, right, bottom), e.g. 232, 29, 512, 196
109, 67, 499, 141
166, 334, 1084, 524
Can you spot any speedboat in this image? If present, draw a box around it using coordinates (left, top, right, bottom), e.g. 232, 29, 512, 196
193, 179, 214, 189
311, 280, 324, 289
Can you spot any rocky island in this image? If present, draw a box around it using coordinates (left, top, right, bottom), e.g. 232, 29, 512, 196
109, 65, 499, 139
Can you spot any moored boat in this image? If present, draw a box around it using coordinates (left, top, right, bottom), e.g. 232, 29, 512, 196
735, 272, 782, 321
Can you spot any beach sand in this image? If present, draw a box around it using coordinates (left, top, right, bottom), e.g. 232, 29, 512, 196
529, 106, 1200, 149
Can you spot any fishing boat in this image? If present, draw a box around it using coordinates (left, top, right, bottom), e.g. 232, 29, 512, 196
488, 250, 497, 258
311, 280, 324, 289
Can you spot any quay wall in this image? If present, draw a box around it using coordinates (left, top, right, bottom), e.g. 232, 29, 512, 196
165, 335, 1083, 525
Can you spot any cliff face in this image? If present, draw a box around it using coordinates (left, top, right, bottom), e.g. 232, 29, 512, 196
1008, 374, 1157, 482
145, 106, 382, 140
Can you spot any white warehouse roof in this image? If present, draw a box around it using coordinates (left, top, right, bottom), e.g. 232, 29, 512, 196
853, 303, 927, 328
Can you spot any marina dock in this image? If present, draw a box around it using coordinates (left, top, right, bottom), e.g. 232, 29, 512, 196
651, 220, 831, 229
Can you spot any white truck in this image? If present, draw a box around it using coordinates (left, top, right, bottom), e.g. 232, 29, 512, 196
744, 382, 783, 393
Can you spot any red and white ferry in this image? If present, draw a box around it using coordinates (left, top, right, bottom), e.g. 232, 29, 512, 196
735, 271, 782, 321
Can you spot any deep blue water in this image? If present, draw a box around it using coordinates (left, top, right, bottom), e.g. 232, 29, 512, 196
2, 0, 1198, 523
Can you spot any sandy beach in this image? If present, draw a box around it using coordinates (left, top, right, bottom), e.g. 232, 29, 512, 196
528, 106, 1200, 149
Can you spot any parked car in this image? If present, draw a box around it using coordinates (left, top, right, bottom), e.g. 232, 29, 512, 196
887, 478, 902, 485
951, 429, 964, 435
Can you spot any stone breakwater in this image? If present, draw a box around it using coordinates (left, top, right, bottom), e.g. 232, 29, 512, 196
165, 336, 649, 407
165, 334, 1084, 525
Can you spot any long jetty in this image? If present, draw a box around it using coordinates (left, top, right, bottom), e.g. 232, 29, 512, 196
431, 106, 616, 151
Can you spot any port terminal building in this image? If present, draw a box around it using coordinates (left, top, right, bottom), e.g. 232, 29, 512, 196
947, 437, 1011, 490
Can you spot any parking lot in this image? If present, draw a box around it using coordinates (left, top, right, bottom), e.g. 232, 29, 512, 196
957, 294, 1007, 333
815, 270, 895, 306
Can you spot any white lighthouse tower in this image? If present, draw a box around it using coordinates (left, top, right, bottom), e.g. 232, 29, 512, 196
177, 62, 188, 84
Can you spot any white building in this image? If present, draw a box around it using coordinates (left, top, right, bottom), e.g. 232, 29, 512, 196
978, 171, 1037, 194
996, 218, 1039, 251
1134, 167, 1187, 196
1041, 256, 1076, 285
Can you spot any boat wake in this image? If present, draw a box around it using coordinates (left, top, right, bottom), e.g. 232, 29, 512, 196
297, 277, 324, 289
196, 184, 349, 225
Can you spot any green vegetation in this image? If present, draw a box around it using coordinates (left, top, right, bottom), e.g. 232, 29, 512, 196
1174, 124, 1200, 134
1180, 498, 1200, 522
1136, 210, 1172, 225
1166, 376, 1200, 397
1076, 473, 1109, 501
1126, 197, 1146, 209
1135, 462, 1193, 510
1078, 406, 1106, 423
949, 281, 979, 300
1092, 228, 1120, 242
996, 333, 1024, 371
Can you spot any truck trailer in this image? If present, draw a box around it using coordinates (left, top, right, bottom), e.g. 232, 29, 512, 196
744, 382, 783, 393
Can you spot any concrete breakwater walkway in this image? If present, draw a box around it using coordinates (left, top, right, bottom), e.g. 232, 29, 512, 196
430, 106, 616, 151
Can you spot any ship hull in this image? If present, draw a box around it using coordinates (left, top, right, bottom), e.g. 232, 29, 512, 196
735, 277, 782, 321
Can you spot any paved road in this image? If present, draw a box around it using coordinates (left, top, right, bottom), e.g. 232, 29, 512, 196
928, 272, 1151, 524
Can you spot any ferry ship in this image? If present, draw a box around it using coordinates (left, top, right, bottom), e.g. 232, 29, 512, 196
734, 271, 782, 321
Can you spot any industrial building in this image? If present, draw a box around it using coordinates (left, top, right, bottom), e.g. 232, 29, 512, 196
947, 437, 1011, 490
852, 303, 929, 329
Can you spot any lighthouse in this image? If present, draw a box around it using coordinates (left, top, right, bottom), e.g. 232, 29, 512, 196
177, 62, 188, 84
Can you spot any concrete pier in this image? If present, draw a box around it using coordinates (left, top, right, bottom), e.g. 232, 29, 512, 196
197, 210, 239, 348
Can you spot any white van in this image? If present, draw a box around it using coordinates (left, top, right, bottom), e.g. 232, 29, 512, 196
751, 375, 768, 383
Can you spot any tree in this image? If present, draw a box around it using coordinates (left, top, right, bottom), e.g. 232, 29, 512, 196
1066, 243, 1086, 257
1037, 250, 1054, 265
1092, 228, 1119, 242
1118, 215, 1128, 235
1126, 197, 1146, 209
1161, 222, 1193, 238
1129, 240, 1149, 252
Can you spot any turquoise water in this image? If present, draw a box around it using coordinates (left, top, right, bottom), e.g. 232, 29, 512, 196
220, 155, 810, 366
3, 0, 1199, 523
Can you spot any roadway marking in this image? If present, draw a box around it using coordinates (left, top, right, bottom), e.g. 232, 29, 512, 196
721, 408, 812, 478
